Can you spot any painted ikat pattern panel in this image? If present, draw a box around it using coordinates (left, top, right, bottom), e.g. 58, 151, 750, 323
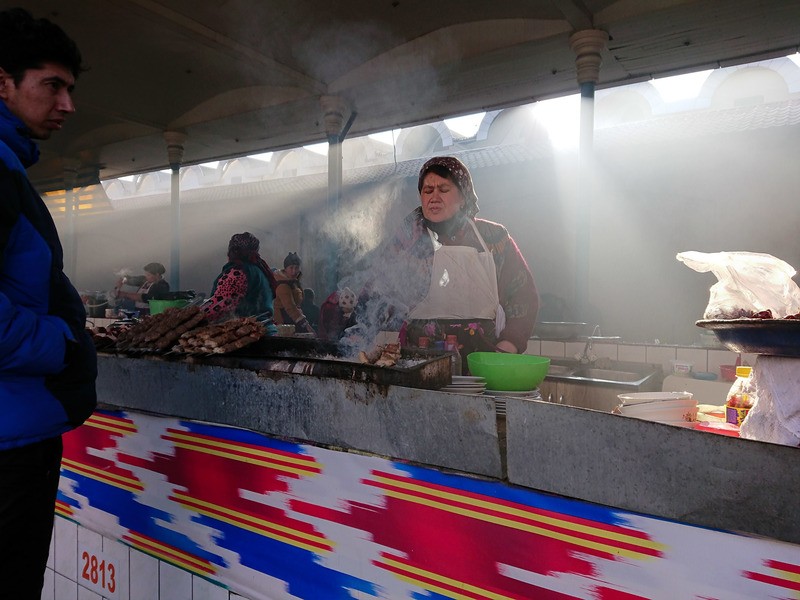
59, 410, 800, 599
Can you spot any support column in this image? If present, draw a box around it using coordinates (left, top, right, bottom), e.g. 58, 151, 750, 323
62, 158, 80, 280
319, 95, 355, 295
569, 29, 608, 323
164, 131, 186, 291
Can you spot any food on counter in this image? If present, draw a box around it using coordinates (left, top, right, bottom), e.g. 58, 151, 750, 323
114, 306, 207, 352
358, 343, 401, 367
89, 326, 120, 350
173, 317, 265, 354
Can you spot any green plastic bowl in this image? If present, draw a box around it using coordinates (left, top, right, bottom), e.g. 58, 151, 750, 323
148, 299, 189, 314
467, 352, 551, 391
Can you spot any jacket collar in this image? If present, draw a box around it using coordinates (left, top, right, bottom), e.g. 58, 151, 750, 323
0, 101, 40, 168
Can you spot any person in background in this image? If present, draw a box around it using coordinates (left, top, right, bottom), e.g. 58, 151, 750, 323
0, 8, 97, 597
202, 232, 278, 335
114, 262, 169, 314
366, 155, 539, 373
273, 252, 315, 334
301, 287, 321, 332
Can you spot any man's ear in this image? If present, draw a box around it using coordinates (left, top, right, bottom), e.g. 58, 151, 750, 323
0, 68, 12, 100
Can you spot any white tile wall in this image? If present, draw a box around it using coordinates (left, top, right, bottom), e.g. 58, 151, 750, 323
130, 550, 159, 600
645, 345, 677, 372
676, 347, 709, 373
540, 340, 565, 357
617, 344, 647, 362
55, 572, 78, 599
707, 349, 739, 379
524, 339, 541, 355
193, 576, 230, 600
41, 567, 54, 600
160, 562, 193, 600
55, 517, 79, 582
78, 586, 103, 600
103, 535, 131, 600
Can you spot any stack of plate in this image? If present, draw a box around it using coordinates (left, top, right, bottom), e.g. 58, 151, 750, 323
440, 375, 486, 395
484, 389, 543, 416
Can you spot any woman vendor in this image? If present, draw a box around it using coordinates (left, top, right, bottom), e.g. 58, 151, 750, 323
376, 156, 539, 373
114, 262, 169, 315
202, 232, 278, 335
273, 252, 315, 335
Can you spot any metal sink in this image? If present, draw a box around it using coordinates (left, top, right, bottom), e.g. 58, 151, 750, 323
545, 359, 662, 389
572, 368, 643, 382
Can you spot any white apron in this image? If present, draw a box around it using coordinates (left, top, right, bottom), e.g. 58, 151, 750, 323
135, 281, 154, 310
408, 220, 499, 321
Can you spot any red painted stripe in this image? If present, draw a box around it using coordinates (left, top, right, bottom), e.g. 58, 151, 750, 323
169, 494, 333, 552
366, 476, 661, 558
745, 570, 800, 592
164, 428, 319, 466
376, 556, 513, 600
369, 470, 652, 541
122, 532, 215, 575
764, 559, 800, 575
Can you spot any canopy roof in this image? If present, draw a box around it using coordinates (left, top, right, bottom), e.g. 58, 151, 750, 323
21, 0, 800, 191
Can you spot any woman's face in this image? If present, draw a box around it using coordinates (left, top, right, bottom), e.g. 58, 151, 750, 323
420, 172, 464, 223
284, 264, 301, 278
144, 271, 160, 283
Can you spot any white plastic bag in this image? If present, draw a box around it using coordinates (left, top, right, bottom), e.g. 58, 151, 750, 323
676, 251, 800, 319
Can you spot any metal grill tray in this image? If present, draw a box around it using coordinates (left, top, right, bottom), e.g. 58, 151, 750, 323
696, 318, 800, 356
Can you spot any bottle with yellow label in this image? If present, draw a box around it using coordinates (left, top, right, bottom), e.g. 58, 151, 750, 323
725, 366, 756, 426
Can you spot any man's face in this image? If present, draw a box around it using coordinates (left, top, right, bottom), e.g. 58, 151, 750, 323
0, 62, 76, 140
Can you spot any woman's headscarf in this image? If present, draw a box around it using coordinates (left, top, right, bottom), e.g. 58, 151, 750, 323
417, 156, 480, 218
227, 232, 278, 294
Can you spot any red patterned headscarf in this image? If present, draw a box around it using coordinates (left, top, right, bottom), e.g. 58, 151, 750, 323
417, 156, 480, 218
227, 232, 278, 294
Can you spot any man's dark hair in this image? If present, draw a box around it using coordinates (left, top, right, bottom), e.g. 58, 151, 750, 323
0, 7, 85, 83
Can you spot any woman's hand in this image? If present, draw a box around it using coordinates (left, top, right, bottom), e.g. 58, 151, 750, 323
495, 340, 517, 353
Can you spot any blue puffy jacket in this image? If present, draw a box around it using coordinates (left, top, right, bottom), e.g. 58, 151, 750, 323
0, 101, 97, 450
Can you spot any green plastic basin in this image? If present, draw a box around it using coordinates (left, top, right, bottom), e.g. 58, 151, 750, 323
148, 299, 189, 314
467, 352, 551, 391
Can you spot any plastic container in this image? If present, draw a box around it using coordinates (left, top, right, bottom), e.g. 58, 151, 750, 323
445, 335, 462, 376
148, 299, 189, 314
466, 352, 550, 391
725, 366, 755, 426
719, 364, 738, 382
670, 359, 693, 377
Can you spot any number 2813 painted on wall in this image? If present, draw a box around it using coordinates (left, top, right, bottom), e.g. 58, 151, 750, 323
80, 549, 117, 596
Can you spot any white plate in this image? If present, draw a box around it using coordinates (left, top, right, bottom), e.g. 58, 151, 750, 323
441, 386, 486, 392
485, 389, 539, 397
453, 376, 486, 383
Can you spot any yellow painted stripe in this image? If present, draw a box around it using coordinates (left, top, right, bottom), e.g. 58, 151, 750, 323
84, 419, 136, 436
85, 414, 137, 434
126, 532, 214, 573
61, 457, 142, 492
382, 555, 514, 600
772, 567, 800, 584
172, 491, 333, 554
373, 474, 664, 554
381, 487, 654, 561
170, 439, 319, 478
164, 431, 322, 468
165, 431, 319, 471
164, 431, 321, 469
88, 413, 137, 431
129, 543, 215, 576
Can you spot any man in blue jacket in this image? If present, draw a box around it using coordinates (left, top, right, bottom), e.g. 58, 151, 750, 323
0, 8, 97, 597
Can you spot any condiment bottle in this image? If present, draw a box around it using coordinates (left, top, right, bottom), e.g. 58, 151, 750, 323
445, 334, 462, 376
725, 366, 756, 426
